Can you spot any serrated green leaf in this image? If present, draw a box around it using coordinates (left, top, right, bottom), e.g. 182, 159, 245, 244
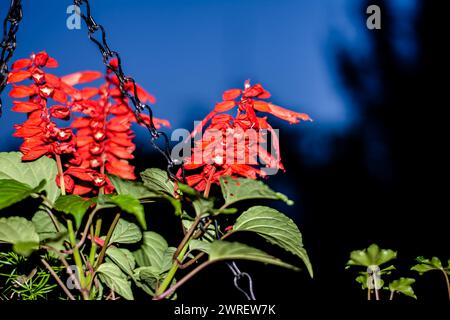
108, 175, 160, 199
54, 195, 92, 228
110, 195, 147, 230
0, 179, 43, 210
192, 240, 300, 271
97, 262, 134, 300
389, 277, 417, 299
133, 231, 176, 272
411, 256, 444, 274
0, 216, 39, 256
140, 168, 175, 196
108, 219, 142, 244
232, 206, 313, 277
347, 244, 397, 267
0, 152, 60, 204
106, 247, 136, 276
219, 176, 293, 208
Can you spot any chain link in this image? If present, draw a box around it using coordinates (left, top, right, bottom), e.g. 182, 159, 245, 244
0, 0, 23, 116
74, 0, 184, 181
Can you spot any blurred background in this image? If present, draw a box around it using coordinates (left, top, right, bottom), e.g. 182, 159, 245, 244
0, 0, 447, 302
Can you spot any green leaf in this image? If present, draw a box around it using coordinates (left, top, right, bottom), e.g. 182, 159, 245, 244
346, 244, 397, 267
389, 278, 417, 299
192, 197, 215, 217
0, 152, 60, 204
54, 195, 92, 228
109, 194, 146, 228
411, 256, 444, 274
0, 217, 39, 256
106, 247, 136, 276
133, 231, 176, 273
133, 267, 177, 299
191, 240, 300, 271
109, 219, 142, 244
233, 206, 313, 277
140, 168, 175, 196
219, 176, 293, 208
0, 179, 44, 210
110, 195, 147, 230
109, 175, 160, 199
32, 211, 68, 257
97, 262, 134, 300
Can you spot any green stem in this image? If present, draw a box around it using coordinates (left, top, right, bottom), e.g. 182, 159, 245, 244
94, 212, 120, 270
67, 220, 87, 299
441, 269, 450, 300
89, 218, 102, 265
389, 290, 394, 300
156, 242, 190, 297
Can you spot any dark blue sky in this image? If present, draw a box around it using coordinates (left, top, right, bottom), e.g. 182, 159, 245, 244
0, 0, 415, 163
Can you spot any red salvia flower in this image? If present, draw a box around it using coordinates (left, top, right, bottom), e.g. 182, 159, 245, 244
178, 80, 312, 192
9, 52, 168, 196
7, 51, 97, 161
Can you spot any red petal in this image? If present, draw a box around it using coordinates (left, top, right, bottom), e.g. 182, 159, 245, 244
8, 70, 31, 83
214, 101, 235, 112
11, 59, 32, 70
252, 100, 271, 112
267, 103, 312, 124
52, 89, 68, 104
223, 89, 242, 101
61, 71, 102, 86
73, 184, 93, 195
135, 84, 156, 104
12, 101, 41, 112
9, 85, 37, 98
80, 87, 99, 99
21, 145, 51, 161
44, 73, 61, 88
71, 117, 91, 128
46, 57, 59, 68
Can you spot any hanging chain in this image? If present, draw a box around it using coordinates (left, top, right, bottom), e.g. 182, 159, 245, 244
74, 0, 184, 181
214, 220, 256, 300
0, 0, 23, 116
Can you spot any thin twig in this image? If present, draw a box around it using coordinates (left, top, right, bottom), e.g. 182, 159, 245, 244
94, 212, 121, 270
40, 258, 75, 300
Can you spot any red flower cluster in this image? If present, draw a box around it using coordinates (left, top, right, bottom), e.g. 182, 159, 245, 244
9, 52, 169, 195
178, 80, 312, 192
8, 51, 96, 161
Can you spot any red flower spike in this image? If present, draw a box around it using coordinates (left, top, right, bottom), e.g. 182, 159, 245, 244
7, 70, 31, 83
179, 80, 311, 191
50, 105, 71, 119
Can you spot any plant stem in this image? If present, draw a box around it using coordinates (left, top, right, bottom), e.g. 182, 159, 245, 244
67, 219, 87, 299
389, 290, 394, 300
367, 288, 371, 300
94, 212, 120, 270
203, 166, 216, 199
441, 269, 450, 300
374, 288, 380, 300
89, 218, 102, 265
173, 214, 203, 259
155, 260, 214, 300
40, 258, 75, 300
55, 154, 66, 196
156, 241, 190, 297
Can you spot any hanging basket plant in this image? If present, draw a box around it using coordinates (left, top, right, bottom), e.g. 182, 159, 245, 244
0, 0, 313, 301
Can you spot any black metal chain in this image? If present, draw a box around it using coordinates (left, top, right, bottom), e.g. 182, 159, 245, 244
214, 220, 256, 300
0, 0, 23, 116
74, 0, 184, 181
